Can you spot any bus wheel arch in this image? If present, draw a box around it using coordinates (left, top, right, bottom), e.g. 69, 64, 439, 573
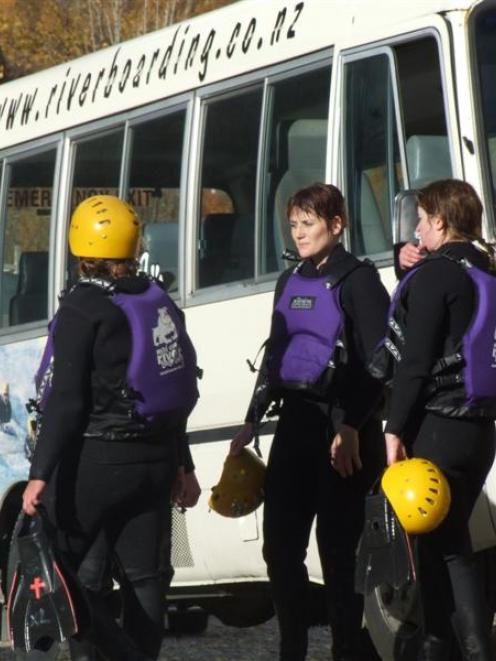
0, 481, 26, 596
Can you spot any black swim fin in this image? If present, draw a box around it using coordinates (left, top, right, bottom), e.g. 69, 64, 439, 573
355, 491, 416, 595
7, 509, 79, 653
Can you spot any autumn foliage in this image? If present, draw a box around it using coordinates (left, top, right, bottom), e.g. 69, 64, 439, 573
0, 0, 234, 81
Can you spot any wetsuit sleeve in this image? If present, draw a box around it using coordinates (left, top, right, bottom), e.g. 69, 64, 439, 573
339, 266, 389, 429
385, 261, 458, 435
175, 420, 195, 473
29, 304, 94, 481
244, 270, 291, 424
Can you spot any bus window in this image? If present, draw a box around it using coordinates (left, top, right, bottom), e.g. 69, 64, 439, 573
128, 110, 186, 294
472, 6, 496, 220
68, 130, 124, 283
344, 54, 400, 258
71, 130, 124, 208
395, 37, 452, 189
197, 86, 263, 288
261, 65, 331, 274
1, 149, 56, 328
343, 37, 452, 259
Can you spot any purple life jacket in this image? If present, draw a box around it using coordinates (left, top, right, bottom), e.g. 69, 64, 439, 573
111, 281, 198, 423
370, 253, 496, 417
267, 257, 362, 396
33, 319, 56, 414
30, 279, 198, 430
461, 263, 496, 408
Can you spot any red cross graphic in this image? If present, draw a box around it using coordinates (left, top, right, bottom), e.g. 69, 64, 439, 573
29, 577, 45, 599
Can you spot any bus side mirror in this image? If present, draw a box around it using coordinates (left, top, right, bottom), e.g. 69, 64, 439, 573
394, 190, 418, 244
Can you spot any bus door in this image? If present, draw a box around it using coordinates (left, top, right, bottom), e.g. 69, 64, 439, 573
336, 19, 458, 291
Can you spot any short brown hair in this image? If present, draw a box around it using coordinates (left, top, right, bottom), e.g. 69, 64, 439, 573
79, 258, 137, 279
287, 183, 348, 231
416, 179, 483, 240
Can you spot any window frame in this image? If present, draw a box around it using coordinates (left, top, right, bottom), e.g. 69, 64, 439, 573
467, 0, 496, 238
59, 95, 192, 305
185, 49, 332, 307
0, 140, 62, 341
336, 23, 460, 265
340, 46, 406, 261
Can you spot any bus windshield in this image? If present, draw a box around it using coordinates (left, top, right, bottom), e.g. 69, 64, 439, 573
472, 6, 496, 213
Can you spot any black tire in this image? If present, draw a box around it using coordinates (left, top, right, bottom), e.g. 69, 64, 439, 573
207, 592, 274, 627
364, 582, 421, 661
167, 606, 209, 635
6, 511, 62, 661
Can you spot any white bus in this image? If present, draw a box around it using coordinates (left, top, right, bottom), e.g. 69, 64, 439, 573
0, 0, 496, 657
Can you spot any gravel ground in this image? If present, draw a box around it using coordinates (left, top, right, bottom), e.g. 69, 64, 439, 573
0, 616, 334, 660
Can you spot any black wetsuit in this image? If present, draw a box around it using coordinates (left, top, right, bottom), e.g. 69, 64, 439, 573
29, 275, 194, 661
248, 244, 389, 661
385, 242, 496, 659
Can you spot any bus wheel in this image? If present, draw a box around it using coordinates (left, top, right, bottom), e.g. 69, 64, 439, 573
167, 605, 209, 635
364, 582, 420, 661
208, 593, 274, 627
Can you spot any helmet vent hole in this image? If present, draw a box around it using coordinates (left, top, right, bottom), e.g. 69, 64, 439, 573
429, 488, 439, 494
425, 497, 435, 505
98, 219, 111, 226
417, 507, 428, 516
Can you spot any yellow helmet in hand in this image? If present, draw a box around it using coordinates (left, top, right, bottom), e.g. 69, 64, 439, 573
209, 448, 265, 518
381, 458, 451, 534
69, 195, 140, 259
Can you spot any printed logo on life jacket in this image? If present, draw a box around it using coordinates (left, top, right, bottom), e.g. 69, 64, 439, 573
289, 296, 315, 310
152, 306, 185, 374
492, 327, 496, 368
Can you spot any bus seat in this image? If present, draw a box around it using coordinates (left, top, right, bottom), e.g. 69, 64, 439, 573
224, 213, 254, 282
273, 119, 327, 269
359, 172, 390, 255
1, 272, 18, 321
406, 135, 451, 189
487, 136, 496, 179
142, 222, 179, 289
9, 251, 49, 325
199, 213, 235, 287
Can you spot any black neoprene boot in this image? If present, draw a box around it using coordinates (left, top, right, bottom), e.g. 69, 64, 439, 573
69, 637, 104, 661
84, 590, 154, 661
417, 635, 451, 661
452, 608, 494, 661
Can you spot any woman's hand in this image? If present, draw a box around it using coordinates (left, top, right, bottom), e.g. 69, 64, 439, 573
22, 479, 46, 516
385, 433, 407, 465
399, 241, 424, 270
230, 422, 254, 456
330, 424, 362, 478
172, 467, 201, 508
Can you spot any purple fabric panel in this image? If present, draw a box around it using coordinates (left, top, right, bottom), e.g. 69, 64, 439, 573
112, 283, 197, 421
35, 317, 57, 409
387, 267, 418, 318
271, 273, 342, 385
463, 266, 496, 404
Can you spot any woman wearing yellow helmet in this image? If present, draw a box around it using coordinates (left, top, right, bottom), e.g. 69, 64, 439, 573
21, 195, 201, 661
374, 179, 496, 660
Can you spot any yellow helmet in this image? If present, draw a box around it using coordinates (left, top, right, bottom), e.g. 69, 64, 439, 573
381, 458, 451, 535
69, 195, 140, 259
209, 448, 265, 518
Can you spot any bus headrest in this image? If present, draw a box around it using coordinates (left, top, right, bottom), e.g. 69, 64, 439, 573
406, 135, 451, 190
287, 119, 327, 173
